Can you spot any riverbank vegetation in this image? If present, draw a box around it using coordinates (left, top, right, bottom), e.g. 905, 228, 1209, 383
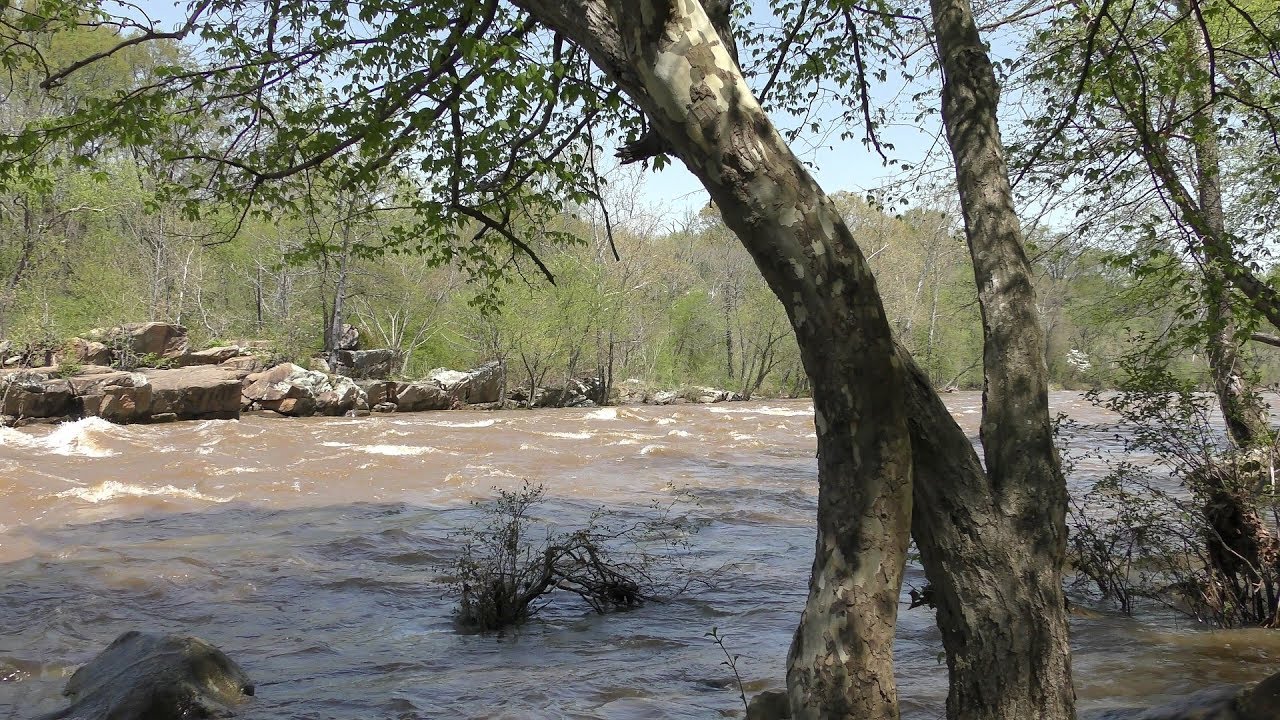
4, 18, 1280, 396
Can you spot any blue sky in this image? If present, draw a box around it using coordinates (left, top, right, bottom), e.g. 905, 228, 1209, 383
129, 0, 950, 217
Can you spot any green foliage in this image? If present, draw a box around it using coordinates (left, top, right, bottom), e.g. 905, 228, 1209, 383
52, 359, 80, 378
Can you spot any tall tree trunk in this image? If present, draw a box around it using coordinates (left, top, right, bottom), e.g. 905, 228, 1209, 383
1182, 14, 1269, 449
512, 3, 914, 716
516, 2, 1081, 718
928, 0, 1075, 716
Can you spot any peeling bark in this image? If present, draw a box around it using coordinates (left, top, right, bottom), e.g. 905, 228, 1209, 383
513, 1, 1077, 718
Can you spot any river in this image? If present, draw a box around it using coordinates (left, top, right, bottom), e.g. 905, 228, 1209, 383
1, 392, 1277, 719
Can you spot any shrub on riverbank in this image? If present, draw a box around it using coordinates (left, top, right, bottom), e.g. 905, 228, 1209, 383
1065, 380, 1280, 627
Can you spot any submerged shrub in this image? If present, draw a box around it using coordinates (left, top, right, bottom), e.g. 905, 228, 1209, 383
448, 481, 703, 631
1064, 377, 1280, 627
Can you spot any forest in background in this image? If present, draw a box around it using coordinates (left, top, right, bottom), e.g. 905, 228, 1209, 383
5, 20, 1278, 395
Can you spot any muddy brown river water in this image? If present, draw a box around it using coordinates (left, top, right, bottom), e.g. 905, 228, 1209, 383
2, 392, 1278, 719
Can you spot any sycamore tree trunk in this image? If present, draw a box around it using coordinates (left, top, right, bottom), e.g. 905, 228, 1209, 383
516, 1, 1079, 718
927, 0, 1075, 716
512, 2, 914, 716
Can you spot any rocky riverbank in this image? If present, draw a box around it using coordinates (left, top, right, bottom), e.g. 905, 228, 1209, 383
0, 322, 751, 426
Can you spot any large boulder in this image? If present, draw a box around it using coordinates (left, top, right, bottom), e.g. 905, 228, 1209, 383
242, 363, 309, 405
86, 323, 190, 360
242, 363, 366, 417
334, 323, 360, 351
460, 360, 504, 403
58, 337, 113, 366
0, 372, 74, 420
428, 361, 506, 404
331, 348, 400, 379
356, 379, 398, 405
36, 630, 253, 720
314, 375, 365, 416
70, 372, 153, 423
141, 366, 243, 421
395, 381, 452, 412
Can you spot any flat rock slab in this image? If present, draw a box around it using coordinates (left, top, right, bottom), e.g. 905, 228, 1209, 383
37, 631, 253, 720
141, 366, 245, 420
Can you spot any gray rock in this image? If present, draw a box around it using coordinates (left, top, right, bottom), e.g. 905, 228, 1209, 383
746, 690, 791, 719
356, 379, 398, 405
331, 348, 400, 379
59, 337, 113, 366
334, 323, 360, 351
0, 372, 74, 419
179, 346, 244, 366
395, 381, 452, 412
37, 630, 253, 720
243, 364, 366, 417
651, 390, 679, 405
460, 360, 504, 403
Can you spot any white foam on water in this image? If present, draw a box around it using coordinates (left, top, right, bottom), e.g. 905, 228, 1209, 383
584, 408, 617, 421
731, 433, 757, 441
639, 444, 664, 456
666, 429, 691, 438
358, 444, 439, 456
654, 418, 676, 425
708, 405, 812, 417
211, 466, 264, 476
320, 441, 352, 448
430, 419, 497, 428
52, 480, 235, 504
531, 431, 593, 440
0, 417, 123, 458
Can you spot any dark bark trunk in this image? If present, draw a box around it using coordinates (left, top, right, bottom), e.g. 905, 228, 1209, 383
928, 0, 1075, 716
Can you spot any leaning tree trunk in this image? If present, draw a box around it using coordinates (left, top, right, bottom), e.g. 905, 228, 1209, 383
1181, 13, 1270, 449
928, 0, 1075, 716
511, 2, 915, 716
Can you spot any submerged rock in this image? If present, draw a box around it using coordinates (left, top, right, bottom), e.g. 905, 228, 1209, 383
1086, 670, 1280, 720
746, 689, 791, 719
37, 631, 254, 720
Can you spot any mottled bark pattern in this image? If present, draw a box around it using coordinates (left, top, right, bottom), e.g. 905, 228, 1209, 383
508, 2, 915, 717
928, 0, 1075, 716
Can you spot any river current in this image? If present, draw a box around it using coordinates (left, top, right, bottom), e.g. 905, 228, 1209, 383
1, 392, 1277, 719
